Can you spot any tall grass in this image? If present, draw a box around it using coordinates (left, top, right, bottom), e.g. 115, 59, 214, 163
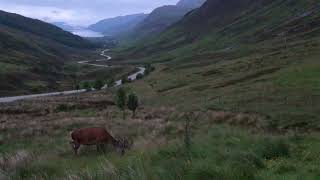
43, 125, 318, 180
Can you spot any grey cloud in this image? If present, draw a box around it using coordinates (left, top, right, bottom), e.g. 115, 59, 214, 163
0, 0, 179, 25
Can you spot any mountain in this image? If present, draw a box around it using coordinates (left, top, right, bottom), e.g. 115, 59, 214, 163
176, 0, 207, 9
51, 22, 78, 32
131, 0, 206, 39
124, 0, 319, 56
88, 14, 148, 36
0, 10, 94, 96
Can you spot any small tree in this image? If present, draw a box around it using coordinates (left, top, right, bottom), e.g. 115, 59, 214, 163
94, 79, 104, 90
107, 78, 115, 88
127, 93, 139, 118
83, 81, 91, 91
75, 84, 80, 91
183, 112, 201, 155
144, 64, 155, 75
121, 77, 129, 84
70, 74, 79, 90
136, 73, 144, 80
116, 88, 127, 119
185, 115, 191, 151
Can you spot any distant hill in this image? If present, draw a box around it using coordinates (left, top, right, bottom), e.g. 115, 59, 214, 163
130, 0, 206, 39
88, 14, 148, 36
0, 10, 94, 96
132, 5, 191, 38
177, 0, 207, 9
51, 22, 78, 32
88, 0, 205, 40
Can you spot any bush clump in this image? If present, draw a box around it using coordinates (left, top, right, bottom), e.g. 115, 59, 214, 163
82, 81, 92, 91
254, 138, 290, 160
136, 73, 144, 80
93, 79, 104, 90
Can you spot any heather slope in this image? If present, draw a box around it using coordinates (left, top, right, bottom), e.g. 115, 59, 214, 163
0, 10, 95, 96
116, 0, 320, 130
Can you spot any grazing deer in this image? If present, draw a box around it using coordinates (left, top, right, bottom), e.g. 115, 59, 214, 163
70, 127, 132, 155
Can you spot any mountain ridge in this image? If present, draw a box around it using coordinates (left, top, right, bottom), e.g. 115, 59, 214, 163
130, 0, 206, 39
88, 13, 148, 36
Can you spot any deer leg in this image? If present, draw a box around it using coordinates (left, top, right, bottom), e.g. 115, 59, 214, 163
73, 142, 80, 155
97, 144, 106, 153
101, 144, 106, 153
96, 144, 100, 152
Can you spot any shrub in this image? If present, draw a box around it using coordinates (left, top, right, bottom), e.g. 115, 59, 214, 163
115, 88, 127, 119
127, 93, 139, 118
75, 84, 80, 90
136, 73, 144, 80
254, 139, 290, 160
55, 104, 69, 112
121, 77, 129, 84
187, 165, 225, 180
107, 78, 115, 87
82, 81, 91, 91
144, 64, 155, 75
94, 79, 104, 90
55, 104, 76, 112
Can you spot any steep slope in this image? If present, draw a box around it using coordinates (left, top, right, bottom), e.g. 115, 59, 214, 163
176, 0, 275, 35
132, 5, 190, 37
0, 11, 92, 48
177, 0, 207, 9
117, 0, 320, 130
88, 14, 148, 36
130, 0, 206, 39
0, 10, 94, 96
124, 0, 319, 55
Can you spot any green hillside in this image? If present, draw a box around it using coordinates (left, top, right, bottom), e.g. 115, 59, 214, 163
0, 10, 95, 96
117, 0, 320, 130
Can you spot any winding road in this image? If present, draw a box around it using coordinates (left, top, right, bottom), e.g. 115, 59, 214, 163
0, 49, 145, 103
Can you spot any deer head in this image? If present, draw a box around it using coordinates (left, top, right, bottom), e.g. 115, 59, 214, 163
115, 137, 133, 155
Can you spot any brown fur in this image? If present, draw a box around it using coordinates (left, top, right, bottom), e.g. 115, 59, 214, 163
70, 127, 119, 155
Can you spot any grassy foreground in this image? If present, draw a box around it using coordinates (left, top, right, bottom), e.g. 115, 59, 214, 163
0, 88, 320, 179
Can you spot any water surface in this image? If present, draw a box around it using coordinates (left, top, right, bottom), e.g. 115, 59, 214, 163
72, 29, 104, 37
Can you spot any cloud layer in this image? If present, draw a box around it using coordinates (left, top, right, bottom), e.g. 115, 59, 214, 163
0, 0, 179, 26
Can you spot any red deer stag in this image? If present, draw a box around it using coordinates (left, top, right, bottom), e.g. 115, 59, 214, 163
70, 127, 132, 155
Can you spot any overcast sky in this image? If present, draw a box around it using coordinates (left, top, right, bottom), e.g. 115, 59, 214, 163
0, 0, 179, 26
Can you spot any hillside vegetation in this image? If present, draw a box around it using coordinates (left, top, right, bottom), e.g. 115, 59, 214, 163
115, 0, 320, 131
0, 10, 95, 96
2, 0, 320, 179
